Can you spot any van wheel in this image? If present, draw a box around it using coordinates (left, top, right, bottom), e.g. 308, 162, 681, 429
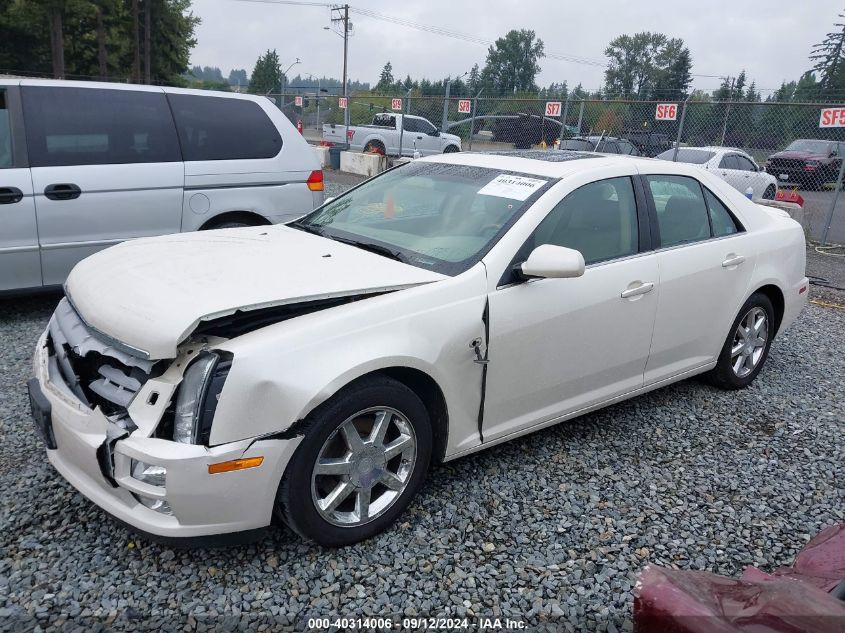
275, 375, 432, 546
705, 293, 774, 390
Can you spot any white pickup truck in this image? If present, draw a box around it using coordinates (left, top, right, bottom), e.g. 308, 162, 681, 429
323, 113, 462, 156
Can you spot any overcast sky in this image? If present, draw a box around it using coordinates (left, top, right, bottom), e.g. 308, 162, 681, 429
191, 0, 838, 95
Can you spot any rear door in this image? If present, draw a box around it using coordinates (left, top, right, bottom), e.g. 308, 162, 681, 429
641, 174, 755, 384
0, 85, 41, 291
23, 83, 184, 285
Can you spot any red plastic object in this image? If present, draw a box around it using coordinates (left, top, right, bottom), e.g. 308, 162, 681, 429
775, 189, 804, 207
634, 524, 845, 633
297, 119, 303, 134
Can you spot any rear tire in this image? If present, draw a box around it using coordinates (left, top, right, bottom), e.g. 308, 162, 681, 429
275, 375, 432, 546
705, 292, 775, 390
364, 141, 385, 155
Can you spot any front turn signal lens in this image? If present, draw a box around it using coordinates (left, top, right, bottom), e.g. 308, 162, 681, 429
307, 170, 324, 191
208, 456, 264, 474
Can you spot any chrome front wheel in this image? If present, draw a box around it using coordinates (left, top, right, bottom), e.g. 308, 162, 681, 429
730, 307, 769, 378
311, 407, 417, 527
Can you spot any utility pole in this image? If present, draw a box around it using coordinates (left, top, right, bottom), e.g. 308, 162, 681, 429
719, 77, 735, 147
331, 4, 351, 147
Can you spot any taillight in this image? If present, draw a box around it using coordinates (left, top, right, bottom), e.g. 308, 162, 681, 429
307, 170, 324, 192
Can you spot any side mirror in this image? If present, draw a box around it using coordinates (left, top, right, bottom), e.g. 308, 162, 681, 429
518, 245, 585, 280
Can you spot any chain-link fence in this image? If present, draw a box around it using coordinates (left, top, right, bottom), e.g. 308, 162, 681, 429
274, 91, 845, 243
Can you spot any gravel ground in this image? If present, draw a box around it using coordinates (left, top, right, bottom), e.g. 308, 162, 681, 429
0, 177, 843, 631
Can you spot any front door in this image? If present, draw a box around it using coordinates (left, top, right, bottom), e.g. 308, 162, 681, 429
21, 83, 184, 285
483, 176, 659, 442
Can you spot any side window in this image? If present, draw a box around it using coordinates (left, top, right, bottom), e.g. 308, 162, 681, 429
736, 155, 757, 172
646, 175, 711, 248
532, 177, 639, 265
0, 91, 12, 168
22, 86, 181, 167
419, 119, 436, 135
704, 188, 742, 237
168, 94, 282, 161
402, 118, 421, 133
719, 154, 739, 169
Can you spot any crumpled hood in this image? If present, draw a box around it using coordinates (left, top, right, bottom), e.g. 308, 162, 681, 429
65, 225, 445, 359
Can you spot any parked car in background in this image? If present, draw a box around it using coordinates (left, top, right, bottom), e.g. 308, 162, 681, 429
0, 79, 322, 293
491, 113, 559, 149
765, 139, 845, 189
657, 146, 778, 200
323, 113, 461, 156
559, 136, 642, 155
29, 150, 807, 545
623, 131, 672, 157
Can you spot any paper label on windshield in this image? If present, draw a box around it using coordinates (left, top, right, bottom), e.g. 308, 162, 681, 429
478, 174, 547, 201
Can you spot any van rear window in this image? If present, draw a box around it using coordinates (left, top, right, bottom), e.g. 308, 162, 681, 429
167, 94, 282, 161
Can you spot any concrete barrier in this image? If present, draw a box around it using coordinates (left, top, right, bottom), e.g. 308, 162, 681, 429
340, 151, 387, 177
312, 146, 330, 168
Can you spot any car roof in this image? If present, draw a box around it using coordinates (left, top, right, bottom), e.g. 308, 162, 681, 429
0, 77, 263, 102
419, 149, 693, 179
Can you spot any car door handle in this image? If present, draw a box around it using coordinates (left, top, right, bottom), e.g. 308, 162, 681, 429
0, 187, 23, 204
620, 282, 655, 298
44, 183, 81, 200
722, 255, 745, 268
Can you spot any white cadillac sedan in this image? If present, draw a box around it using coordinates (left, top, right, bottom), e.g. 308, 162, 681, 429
28, 150, 808, 546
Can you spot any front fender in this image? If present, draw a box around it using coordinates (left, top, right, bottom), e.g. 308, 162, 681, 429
209, 265, 489, 452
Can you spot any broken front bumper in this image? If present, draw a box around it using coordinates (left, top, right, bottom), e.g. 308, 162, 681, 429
31, 330, 301, 540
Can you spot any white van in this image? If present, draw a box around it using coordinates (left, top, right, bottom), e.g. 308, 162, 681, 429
0, 80, 323, 293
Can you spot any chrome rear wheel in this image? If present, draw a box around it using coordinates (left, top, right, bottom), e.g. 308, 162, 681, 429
730, 307, 769, 378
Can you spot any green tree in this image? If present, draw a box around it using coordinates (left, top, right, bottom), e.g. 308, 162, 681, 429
604, 32, 692, 99
228, 68, 247, 87
248, 49, 281, 95
375, 61, 394, 92
467, 63, 480, 94
480, 29, 544, 95
811, 12, 845, 94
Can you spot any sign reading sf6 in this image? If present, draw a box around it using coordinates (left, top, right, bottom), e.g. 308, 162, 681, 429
819, 107, 845, 128
655, 103, 678, 121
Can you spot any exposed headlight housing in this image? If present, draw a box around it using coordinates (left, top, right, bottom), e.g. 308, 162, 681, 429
172, 351, 232, 445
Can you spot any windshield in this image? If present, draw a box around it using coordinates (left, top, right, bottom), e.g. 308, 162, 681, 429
656, 148, 715, 164
785, 140, 833, 154
292, 161, 554, 275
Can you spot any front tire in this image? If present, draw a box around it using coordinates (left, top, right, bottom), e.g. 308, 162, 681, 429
275, 375, 432, 546
443, 145, 459, 153
705, 293, 775, 390
763, 184, 776, 200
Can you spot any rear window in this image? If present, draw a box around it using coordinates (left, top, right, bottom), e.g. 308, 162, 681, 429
656, 148, 715, 164
22, 86, 181, 167
168, 94, 282, 161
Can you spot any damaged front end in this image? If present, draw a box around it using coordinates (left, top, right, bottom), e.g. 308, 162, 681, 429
42, 298, 233, 506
